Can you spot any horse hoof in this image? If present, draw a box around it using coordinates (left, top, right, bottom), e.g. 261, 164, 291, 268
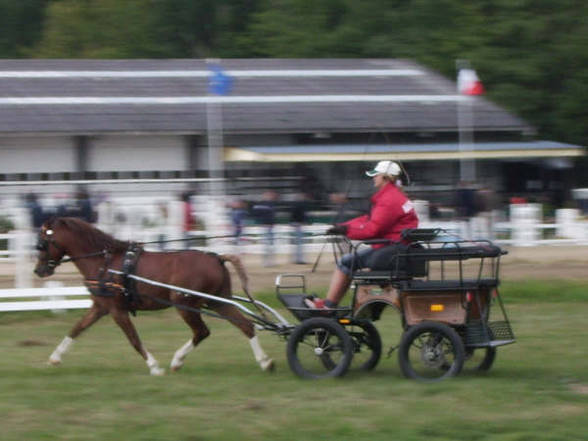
261, 358, 275, 372
48, 357, 61, 366
170, 363, 183, 372
150, 367, 166, 376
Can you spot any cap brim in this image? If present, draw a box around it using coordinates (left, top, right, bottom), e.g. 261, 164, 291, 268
365, 170, 379, 177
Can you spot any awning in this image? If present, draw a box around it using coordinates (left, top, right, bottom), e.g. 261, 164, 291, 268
225, 140, 584, 162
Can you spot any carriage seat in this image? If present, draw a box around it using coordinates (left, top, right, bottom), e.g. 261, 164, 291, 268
351, 242, 428, 282
351, 238, 504, 284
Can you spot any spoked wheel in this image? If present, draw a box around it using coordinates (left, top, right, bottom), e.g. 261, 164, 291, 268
464, 327, 496, 372
287, 317, 354, 379
464, 346, 496, 371
346, 320, 382, 371
398, 321, 465, 382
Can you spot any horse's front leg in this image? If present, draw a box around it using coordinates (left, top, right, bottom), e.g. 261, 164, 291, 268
49, 303, 108, 365
110, 308, 165, 376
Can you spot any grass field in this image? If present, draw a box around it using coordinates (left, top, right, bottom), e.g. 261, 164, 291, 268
1, 280, 587, 441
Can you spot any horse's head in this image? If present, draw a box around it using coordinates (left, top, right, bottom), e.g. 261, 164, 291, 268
34, 218, 68, 277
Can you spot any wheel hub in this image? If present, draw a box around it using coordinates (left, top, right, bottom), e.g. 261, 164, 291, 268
420, 343, 445, 368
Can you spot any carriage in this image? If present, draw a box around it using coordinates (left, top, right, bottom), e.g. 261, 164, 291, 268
35, 218, 514, 382
275, 228, 516, 381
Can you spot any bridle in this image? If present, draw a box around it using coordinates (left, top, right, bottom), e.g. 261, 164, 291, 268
36, 226, 106, 270
36, 227, 68, 271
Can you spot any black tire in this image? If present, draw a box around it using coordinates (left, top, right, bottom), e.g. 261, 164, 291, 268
286, 317, 354, 379
398, 321, 465, 382
464, 326, 497, 372
465, 346, 497, 371
347, 320, 382, 371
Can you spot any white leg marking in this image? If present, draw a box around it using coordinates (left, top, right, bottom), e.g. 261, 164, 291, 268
249, 336, 274, 372
146, 351, 165, 376
170, 339, 194, 372
48, 336, 74, 365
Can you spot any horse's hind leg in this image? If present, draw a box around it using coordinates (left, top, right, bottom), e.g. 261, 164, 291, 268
213, 303, 274, 372
171, 309, 210, 372
49, 303, 108, 365
110, 308, 164, 376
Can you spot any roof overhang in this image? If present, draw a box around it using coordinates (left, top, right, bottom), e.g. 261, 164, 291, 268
225, 141, 585, 162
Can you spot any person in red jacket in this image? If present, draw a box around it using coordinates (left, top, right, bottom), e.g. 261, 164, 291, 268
306, 160, 419, 309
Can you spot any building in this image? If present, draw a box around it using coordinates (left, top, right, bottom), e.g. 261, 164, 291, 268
0, 58, 584, 208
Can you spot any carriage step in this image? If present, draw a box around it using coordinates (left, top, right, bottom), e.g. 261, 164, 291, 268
466, 320, 515, 346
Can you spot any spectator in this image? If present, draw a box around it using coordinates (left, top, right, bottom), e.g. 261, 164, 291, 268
252, 190, 278, 267
23, 193, 46, 230
290, 192, 311, 264
57, 190, 95, 223
180, 191, 195, 248
228, 198, 248, 246
476, 185, 499, 239
454, 181, 479, 240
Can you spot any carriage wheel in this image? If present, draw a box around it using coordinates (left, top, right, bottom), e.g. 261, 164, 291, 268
465, 346, 497, 371
347, 320, 382, 371
398, 321, 465, 382
286, 317, 353, 379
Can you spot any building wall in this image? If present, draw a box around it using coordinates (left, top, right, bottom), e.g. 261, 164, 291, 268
89, 135, 186, 172
0, 136, 75, 174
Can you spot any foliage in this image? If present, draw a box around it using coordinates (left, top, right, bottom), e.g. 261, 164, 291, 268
0, 216, 14, 233
0, 0, 46, 57
0, 0, 587, 147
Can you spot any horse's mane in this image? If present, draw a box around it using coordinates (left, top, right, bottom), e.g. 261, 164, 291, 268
56, 217, 130, 252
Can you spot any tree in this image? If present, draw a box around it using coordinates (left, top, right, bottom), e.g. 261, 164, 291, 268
0, 0, 47, 57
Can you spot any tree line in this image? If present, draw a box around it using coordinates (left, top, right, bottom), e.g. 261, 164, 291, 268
1, 0, 587, 169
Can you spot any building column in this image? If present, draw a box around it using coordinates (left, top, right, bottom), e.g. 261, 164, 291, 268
74, 135, 89, 192
74, 135, 89, 175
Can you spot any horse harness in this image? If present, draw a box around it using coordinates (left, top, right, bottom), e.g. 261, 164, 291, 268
38, 225, 238, 320
84, 243, 143, 315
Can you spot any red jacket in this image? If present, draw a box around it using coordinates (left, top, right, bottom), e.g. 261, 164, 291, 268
341, 182, 419, 247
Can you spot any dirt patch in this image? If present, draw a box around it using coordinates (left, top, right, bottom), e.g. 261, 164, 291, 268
16, 340, 49, 347
569, 383, 588, 395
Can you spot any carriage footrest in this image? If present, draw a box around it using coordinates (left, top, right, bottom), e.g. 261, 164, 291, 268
466, 320, 515, 347
277, 293, 351, 321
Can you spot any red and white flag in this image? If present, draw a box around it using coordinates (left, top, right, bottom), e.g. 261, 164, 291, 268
457, 68, 484, 95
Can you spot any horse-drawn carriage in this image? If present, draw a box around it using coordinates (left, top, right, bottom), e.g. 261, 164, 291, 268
35, 218, 514, 382
276, 228, 515, 381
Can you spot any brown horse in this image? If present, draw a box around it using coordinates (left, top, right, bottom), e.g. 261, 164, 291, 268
34, 217, 273, 375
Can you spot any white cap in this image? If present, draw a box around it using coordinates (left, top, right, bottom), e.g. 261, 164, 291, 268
365, 160, 401, 177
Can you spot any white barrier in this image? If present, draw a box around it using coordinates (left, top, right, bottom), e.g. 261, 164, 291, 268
0, 283, 91, 312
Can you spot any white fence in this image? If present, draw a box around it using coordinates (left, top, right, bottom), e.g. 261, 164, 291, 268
0, 283, 91, 312
1, 203, 586, 313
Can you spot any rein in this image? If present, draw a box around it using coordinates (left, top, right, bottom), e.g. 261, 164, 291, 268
59, 250, 108, 264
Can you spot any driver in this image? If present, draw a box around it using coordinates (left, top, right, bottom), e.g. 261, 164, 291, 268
306, 160, 419, 310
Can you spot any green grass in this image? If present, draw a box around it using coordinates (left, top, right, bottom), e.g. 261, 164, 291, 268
1, 280, 587, 441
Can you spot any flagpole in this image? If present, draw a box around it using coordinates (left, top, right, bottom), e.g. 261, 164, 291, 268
205, 58, 229, 234
206, 58, 226, 197
456, 59, 476, 183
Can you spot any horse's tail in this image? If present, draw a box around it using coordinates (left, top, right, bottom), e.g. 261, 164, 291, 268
219, 254, 250, 294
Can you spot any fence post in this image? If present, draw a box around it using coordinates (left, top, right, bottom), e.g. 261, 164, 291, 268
13, 230, 33, 289
45, 280, 66, 314
556, 208, 583, 240
510, 203, 541, 246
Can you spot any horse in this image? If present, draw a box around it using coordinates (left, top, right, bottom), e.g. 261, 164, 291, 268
34, 217, 274, 375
